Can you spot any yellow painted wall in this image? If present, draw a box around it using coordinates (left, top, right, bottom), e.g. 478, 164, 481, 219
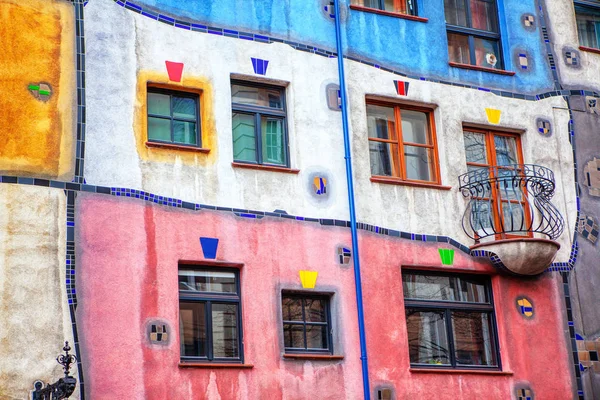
134, 72, 218, 166
0, 0, 75, 179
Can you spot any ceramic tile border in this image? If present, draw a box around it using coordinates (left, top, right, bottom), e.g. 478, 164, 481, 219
106, 0, 599, 102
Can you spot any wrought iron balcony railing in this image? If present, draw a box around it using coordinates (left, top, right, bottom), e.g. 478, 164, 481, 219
458, 164, 564, 242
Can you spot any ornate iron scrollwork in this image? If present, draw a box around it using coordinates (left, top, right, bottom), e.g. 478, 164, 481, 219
32, 342, 77, 400
458, 164, 564, 242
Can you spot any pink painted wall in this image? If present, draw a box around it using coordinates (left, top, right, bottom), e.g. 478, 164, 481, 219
76, 193, 574, 399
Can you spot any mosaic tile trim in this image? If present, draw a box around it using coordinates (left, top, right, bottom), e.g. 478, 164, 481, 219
576, 335, 600, 373
563, 271, 584, 399
67, 1, 86, 397
108, 0, 600, 104
0, 175, 576, 275
74, 0, 87, 184
577, 214, 599, 244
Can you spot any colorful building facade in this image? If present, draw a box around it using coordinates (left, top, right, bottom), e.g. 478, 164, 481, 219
0, 0, 598, 399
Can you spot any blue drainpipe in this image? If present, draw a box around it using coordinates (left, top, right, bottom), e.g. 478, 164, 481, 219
332, 1, 371, 398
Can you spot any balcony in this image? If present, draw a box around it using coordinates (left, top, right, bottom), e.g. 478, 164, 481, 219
458, 164, 565, 276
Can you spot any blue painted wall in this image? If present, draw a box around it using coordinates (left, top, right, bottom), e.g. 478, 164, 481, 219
130, 0, 554, 93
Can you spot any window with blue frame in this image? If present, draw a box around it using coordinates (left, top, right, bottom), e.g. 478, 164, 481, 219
575, 1, 600, 49
444, 0, 503, 69
231, 81, 289, 167
351, 0, 417, 16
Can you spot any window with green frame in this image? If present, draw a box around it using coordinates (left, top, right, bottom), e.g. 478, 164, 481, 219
147, 87, 200, 146
231, 81, 289, 167
575, 1, 600, 49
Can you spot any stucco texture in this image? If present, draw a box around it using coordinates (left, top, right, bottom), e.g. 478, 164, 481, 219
0, 185, 77, 400
76, 193, 573, 399
83, 0, 577, 268
0, 0, 75, 180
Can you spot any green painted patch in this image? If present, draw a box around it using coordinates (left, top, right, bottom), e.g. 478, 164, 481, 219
28, 85, 40, 90
39, 90, 50, 96
438, 248, 455, 265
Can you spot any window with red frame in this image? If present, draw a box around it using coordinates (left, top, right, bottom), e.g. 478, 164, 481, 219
366, 102, 441, 185
351, 0, 417, 16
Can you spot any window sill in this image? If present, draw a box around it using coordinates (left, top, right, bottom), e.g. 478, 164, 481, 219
179, 362, 254, 369
145, 141, 210, 153
449, 62, 516, 76
410, 368, 512, 376
231, 162, 300, 174
283, 354, 344, 361
349, 5, 428, 22
579, 46, 600, 56
370, 176, 452, 190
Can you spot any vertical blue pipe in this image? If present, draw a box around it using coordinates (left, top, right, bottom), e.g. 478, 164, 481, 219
332, 1, 370, 399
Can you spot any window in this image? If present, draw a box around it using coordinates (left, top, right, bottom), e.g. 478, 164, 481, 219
444, 0, 503, 69
366, 102, 441, 184
282, 293, 332, 354
463, 128, 529, 239
147, 87, 200, 146
575, 1, 600, 49
231, 81, 289, 167
178, 267, 243, 362
351, 0, 417, 16
403, 271, 500, 369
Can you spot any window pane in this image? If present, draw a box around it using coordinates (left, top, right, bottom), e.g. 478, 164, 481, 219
148, 93, 170, 116
474, 37, 500, 68
147, 117, 171, 142
493, 136, 518, 166
306, 325, 328, 349
173, 121, 197, 145
464, 131, 488, 164
367, 105, 397, 141
401, 110, 429, 145
383, 0, 407, 14
501, 201, 527, 234
576, 9, 600, 49
452, 311, 497, 366
405, 146, 433, 181
305, 298, 327, 322
403, 273, 489, 303
178, 270, 237, 293
447, 32, 471, 64
403, 274, 456, 301
179, 301, 207, 357
212, 303, 239, 358
471, 198, 496, 233
173, 97, 197, 120
232, 113, 257, 162
455, 277, 489, 303
231, 85, 283, 109
406, 309, 450, 365
369, 142, 399, 177
362, 0, 380, 9
444, 0, 467, 27
469, 0, 497, 32
282, 297, 303, 321
283, 324, 305, 348
261, 117, 286, 165
496, 169, 524, 201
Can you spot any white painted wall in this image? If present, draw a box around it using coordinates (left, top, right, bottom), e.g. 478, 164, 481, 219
544, 0, 600, 92
84, 0, 576, 262
0, 185, 78, 399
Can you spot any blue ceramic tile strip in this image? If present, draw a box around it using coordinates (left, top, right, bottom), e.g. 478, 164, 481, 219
108, 0, 599, 103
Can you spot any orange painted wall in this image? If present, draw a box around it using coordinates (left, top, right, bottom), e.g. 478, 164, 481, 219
0, 0, 75, 179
